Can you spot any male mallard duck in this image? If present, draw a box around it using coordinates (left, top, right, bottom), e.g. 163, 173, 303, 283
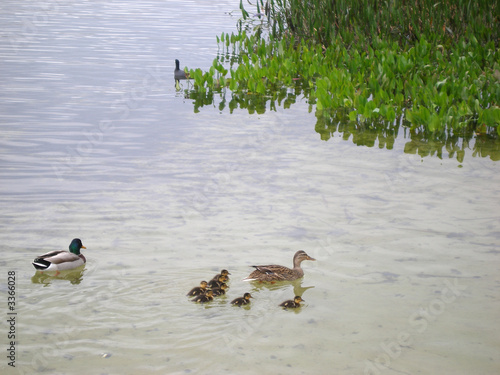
243, 250, 316, 282
231, 292, 252, 306
208, 274, 226, 288
174, 59, 189, 80
32, 239, 86, 273
279, 296, 304, 309
210, 283, 228, 297
192, 290, 214, 303
210, 269, 230, 283
186, 281, 208, 297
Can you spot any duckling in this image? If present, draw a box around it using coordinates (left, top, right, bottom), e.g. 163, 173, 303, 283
210, 283, 228, 297
174, 59, 189, 80
192, 290, 214, 303
208, 274, 226, 289
210, 269, 231, 283
231, 292, 252, 306
279, 296, 304, 309
186, 281, 208, 297
32, 238, 87, 273
243, 250, 316, 282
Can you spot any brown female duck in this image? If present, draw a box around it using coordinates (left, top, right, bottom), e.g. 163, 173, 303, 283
243, 250, 315, 282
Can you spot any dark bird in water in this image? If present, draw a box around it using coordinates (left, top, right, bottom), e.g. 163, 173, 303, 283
210, 283, 228, 297
32, 239, 87, 273
211, 269, 230, 283
231, 292, 253, 307
243, 250, 316, 282
208, 274, 227, 289
186, 281, 208, 297
279, 296, 304, 309
192, 290, 214, 303
174, 59, 189, 80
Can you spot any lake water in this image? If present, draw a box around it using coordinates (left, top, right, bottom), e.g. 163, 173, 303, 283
1, 1, 499, 374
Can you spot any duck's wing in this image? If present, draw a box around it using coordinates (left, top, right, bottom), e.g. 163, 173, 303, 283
207, 280, 220, 288
255, 265, 293, 277
280, 300, 293, 308
186, 287, 202, 296
210, 274, 221, 282
252, 265, 277, 275
35, 250, 80, 264
244, 265, 291, 281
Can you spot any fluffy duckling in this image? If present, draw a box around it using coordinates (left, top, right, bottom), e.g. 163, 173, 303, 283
32, 238, 87, 273
210, 283, 228, 297
208, 274, 226, 289
243, 250, 316, 282
210, 269, 230, 283
231, 292, 252, 306
186, 281, 208, 297
192, 290, 214, 303
279, 296, 304, 309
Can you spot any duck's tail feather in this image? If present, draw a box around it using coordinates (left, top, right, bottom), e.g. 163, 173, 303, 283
32, 258, 51, 270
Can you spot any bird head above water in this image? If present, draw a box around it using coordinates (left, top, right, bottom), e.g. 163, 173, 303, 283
174, 59, 189, 80
69, 238, 86, 255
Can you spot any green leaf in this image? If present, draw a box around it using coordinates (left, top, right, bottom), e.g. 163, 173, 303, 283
428, 113, 441, 132
386, 106, 396, 122
239, 0, 249, 20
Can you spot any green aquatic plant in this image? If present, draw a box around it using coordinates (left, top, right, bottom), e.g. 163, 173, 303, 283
179, 0, 500, 161
188, 33, 499, 131
250, 0, 498, 48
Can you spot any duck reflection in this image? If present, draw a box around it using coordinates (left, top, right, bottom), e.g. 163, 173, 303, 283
248, 278, 314, 297
247, 279, 313, 314
31, 266, 86, 286
250, 279, 314, 296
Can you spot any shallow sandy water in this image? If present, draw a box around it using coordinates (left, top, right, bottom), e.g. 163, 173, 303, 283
1, 1, 499, 375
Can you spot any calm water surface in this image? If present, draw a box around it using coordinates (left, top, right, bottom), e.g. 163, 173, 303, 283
1, 1, 499, 375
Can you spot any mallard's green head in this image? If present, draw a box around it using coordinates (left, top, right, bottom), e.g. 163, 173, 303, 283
69, 238, 86, 255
